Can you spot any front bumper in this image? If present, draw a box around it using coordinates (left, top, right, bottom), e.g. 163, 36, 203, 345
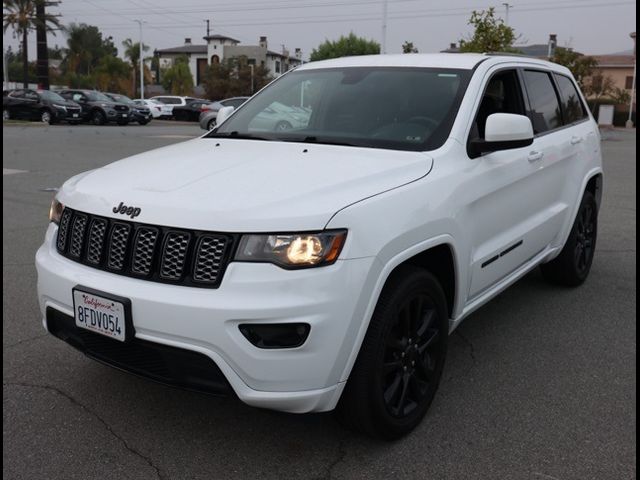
36, 224, 375, 413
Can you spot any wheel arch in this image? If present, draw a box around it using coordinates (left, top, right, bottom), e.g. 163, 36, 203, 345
335, 236, 463, 388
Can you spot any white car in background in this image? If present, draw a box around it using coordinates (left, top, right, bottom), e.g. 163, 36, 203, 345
134, 99, 172, 119
149, 95, 195, 117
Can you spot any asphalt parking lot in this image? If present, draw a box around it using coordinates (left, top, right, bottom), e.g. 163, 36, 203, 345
3, 122, 636, 480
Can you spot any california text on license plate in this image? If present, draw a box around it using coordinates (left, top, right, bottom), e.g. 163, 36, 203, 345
73, 289, 127, 342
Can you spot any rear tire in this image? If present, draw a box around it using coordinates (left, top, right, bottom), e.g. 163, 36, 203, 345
541, 190, 598, 286
336, 265, 449, 440
3, 108, 12, 120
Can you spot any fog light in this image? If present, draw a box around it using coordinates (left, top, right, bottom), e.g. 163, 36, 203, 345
239, 323, 310, 349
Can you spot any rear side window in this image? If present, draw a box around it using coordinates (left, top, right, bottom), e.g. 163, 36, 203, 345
554, 74, 588, 124
522, 70, 562, 134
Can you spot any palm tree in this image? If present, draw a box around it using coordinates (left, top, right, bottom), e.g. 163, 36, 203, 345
122, 38, 149, 97
3, 0, 61, 88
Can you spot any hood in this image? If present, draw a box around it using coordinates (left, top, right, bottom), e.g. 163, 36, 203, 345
56, 99, 81, 108
58, 138, 432, 231
88, 100, 125, 109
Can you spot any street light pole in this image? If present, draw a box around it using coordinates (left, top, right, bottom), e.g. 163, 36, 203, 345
381, 0, 388, 54
627, 32, 636, 128
502, 3, 512, 26
134, 20, 145, 99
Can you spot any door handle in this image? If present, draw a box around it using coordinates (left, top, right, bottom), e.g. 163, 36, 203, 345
528, 151, 544, 162
571, 136, 583, 145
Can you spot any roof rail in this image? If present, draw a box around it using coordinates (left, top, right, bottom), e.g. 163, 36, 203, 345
482, 52, 539, 58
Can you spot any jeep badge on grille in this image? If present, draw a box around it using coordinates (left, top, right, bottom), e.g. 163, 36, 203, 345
112, 202, 141, 219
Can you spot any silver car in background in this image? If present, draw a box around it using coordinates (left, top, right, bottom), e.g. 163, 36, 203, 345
199, 96, 249, 130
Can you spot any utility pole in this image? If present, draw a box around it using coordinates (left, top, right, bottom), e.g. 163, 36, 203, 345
249, 64, 254, 95
627, 32, 636, 128
134, 20, 145, 99
381, 0, 388, 54
502, 3, 512, 26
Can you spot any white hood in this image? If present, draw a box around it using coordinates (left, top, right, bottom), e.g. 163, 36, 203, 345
58, 138, 432, 231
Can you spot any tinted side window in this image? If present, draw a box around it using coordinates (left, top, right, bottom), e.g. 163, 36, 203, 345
554, 74, 588, 124
472, 69, 526, 139
522, 70, 562, 134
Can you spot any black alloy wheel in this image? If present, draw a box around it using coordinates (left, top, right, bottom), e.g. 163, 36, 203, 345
336, 265, 448, 439
91, 110, 106, 126
382, 294, 441, 418
541, 190, 598, 286
574, 198, 596, 276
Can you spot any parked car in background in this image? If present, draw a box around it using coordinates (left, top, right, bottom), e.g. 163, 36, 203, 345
171, 99, 211, 122
3, 89, 83, 124
247, 101, 312, 132
134, 99, 172, 119
199, 96, 249, 130
149, 95, 196, 117
104, 93, 152, 125
57, 89, 130, 125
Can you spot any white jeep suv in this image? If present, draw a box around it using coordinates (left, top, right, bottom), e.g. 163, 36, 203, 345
36, 54, 602, 439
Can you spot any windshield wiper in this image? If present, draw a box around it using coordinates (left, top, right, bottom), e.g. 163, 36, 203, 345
206, 131, 272, 141
282, 136, 358, 147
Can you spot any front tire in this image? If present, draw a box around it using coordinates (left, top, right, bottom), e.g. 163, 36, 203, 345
3, 108, 11, 120
336, 265, 449, 440
91, 110, 106, 126
207, 118, 216, 130
541, 190, 598, 286
40, 109, 53, 124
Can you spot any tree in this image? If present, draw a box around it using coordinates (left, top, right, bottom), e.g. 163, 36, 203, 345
63, 23, 117, 77
161, 55, 194, 95
122, 38, 150, 97
402, 41, 418, 54
583, 73, 614, 115
3, 0, 61, 87
552, 47, 598, 88
35, 0, 62, 89
310, 33, 380, 62
203, 56, 271, 100
458, 8, 520, 53
93, 55, 131, 93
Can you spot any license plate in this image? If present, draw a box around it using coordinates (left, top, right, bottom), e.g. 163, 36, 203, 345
72, 113, 79, 118
73, 287, 132, 342
122, 114, 128, 118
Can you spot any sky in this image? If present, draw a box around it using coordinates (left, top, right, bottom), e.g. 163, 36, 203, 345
2, 0, 637, 60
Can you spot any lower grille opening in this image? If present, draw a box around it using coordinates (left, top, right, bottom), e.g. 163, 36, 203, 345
47, 307, 232, 396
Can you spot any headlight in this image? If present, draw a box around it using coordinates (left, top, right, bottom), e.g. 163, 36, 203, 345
53, 104, 67, 110
49, 198, 64, 224
235, 230, 347, 268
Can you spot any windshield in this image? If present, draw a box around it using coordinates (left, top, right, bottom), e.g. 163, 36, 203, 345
208, 67, 471, 151
38, 90, 66, 102
85, 91, 114, 102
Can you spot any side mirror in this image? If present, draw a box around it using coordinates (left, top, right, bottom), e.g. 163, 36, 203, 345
216, 106, 235, 126
469, 113, 534, 158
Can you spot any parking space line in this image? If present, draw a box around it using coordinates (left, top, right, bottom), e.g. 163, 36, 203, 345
3, 168, 28, 176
